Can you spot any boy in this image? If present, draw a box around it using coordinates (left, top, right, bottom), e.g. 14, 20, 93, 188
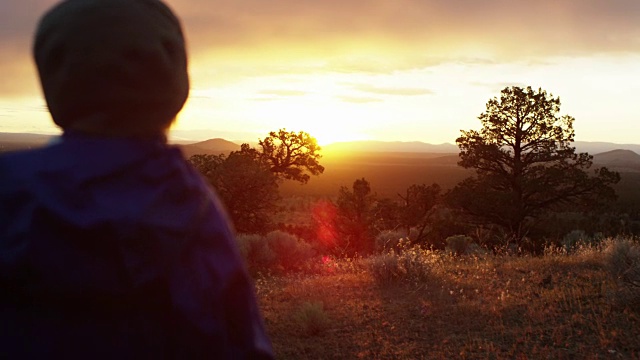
0, 0, 273, 358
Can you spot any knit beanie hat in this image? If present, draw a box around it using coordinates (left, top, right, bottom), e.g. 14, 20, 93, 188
33, 0, 189, 136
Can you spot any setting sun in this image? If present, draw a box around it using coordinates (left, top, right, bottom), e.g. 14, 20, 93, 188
246, 96, 374, 146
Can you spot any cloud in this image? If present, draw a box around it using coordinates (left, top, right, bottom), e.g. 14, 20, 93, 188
0, 51, 40, 97
168, 0, 640, 59
165, 0, 640, 87
0, 0, 47, 96
249, 89, 309, 101
351, 84, 435, 96
258, 89, 308, 96
6, 1, 640, 59
337, 96, 383, 103
0, 1, 53, 44
3, 0, 640, 96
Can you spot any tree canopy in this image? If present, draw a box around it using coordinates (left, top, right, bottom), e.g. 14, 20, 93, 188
189, 129, 324, 234
398, 183, 442, 243
189, 151, 279, 234
335, 178, 377, 255
450, 86, 620, 243
258, 129, 324, 184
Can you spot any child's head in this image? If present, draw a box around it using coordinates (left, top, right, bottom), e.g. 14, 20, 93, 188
33, 0, 189, 137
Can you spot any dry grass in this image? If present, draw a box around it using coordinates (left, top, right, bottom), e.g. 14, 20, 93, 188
256, 244, 640, 359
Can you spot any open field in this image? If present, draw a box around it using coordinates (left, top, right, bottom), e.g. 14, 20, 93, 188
277, 150, 640, 221
5, 133, 638, 202
256, 246, 640, 359
279, 151, 471, 198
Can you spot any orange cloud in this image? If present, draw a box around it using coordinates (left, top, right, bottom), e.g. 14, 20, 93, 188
171, 0, 640, 58
2, 0, 640, 96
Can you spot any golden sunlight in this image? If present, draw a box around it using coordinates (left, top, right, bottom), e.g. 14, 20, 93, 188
247, 93, 373, 146
307, 124, 371, 146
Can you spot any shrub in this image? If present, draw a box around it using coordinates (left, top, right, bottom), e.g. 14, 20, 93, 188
235, 233, 252, 259
265, 230, 315, 272
369, 252, 403, 284
236, 233, 276, 270
396, 246, 432, 284
562, 229, 604, 252
320, 255, 367, 275
369, 244, 432, 285
236, 231, 316, 274
375, 230, 410, 253
562, 229, 589, 248
465, 243, 488, 256
445, 235, 473, 256
605, 238, 640, 307
293, 301, 330, 336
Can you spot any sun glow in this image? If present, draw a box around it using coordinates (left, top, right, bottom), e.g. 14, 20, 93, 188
251, 98, 373, 145
302, 121, 369, 146
171, 53, 640, 146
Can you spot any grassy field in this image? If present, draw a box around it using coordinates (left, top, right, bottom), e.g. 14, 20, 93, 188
255, 244, 640, 359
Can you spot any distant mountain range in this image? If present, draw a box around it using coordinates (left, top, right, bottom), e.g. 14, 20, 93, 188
178, 138, 240, 157
0, 133, 243, 156
592, 149, 640, 173
2, 132, 640, 159
322, 140, 640, 156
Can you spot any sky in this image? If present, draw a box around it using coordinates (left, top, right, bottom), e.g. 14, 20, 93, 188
1, 0, 640, 145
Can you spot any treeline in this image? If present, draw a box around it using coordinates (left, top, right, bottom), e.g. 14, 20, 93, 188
190, 86, 638, 257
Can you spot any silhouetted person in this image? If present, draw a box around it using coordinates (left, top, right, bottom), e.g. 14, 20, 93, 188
0, 0, 274, 358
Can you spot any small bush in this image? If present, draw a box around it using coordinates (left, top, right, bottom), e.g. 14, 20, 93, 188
369, 252, 403, 284
375, 230, 410, 253
465, 243, 488, 256
236, 231, 316, 274
235, 233, 251, 259
369, 244, 433, 285
320, 255, 367, 275
265, 230, 315, 272
562, 230, 604, 252
236, 233, 276, 270
605, 238, 640, 307
445, 235, 472, 256
293, 301, 330, 336
396, 246, 432, 284
562, 229, 589, 247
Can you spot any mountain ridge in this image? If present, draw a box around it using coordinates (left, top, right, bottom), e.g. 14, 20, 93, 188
592, 149, 640, 173
178, 138, 240, 158
2, 132, 639, 157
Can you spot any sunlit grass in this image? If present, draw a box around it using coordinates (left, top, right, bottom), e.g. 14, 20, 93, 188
256, 237, 640, 359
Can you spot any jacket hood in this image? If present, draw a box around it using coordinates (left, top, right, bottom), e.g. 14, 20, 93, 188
33, 0, 189, 136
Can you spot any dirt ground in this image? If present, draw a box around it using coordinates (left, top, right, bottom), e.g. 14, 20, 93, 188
257, 253, 640, 359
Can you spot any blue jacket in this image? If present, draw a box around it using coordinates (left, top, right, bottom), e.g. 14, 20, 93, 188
0, 132, 273, 359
